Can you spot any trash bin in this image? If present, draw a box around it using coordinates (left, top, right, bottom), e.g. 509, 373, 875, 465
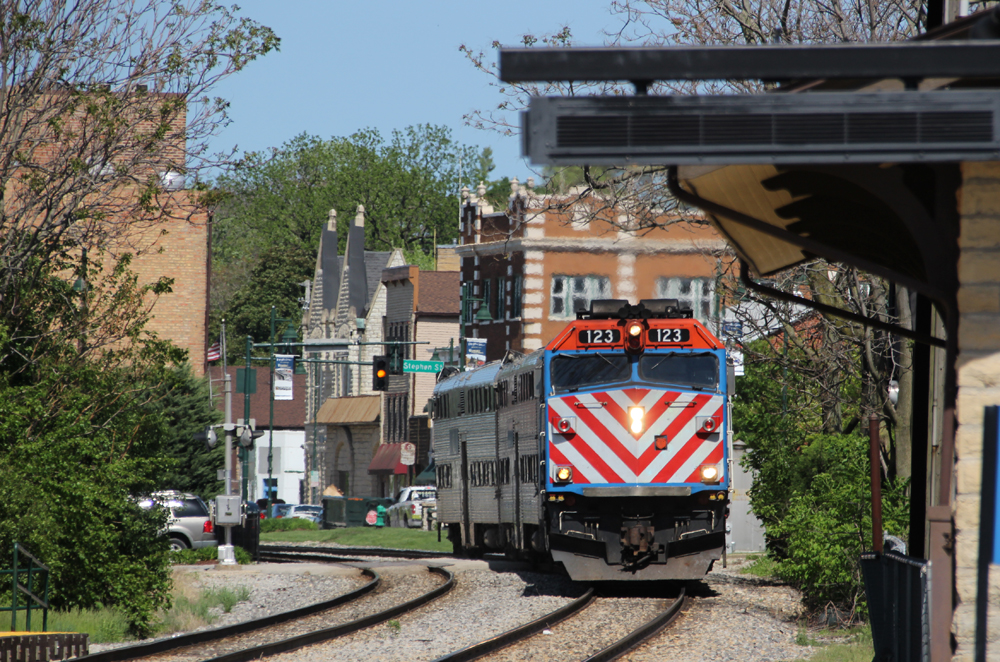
216, 502, 261, 562
322, 496, 394, 527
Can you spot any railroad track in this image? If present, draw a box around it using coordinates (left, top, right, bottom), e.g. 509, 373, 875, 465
433, 585, 687, 662
259, 543, 452, 562
81, 563, 454, 662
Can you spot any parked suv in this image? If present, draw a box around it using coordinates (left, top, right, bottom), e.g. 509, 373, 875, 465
139, 491, 217, 552
387, 486, 436, 528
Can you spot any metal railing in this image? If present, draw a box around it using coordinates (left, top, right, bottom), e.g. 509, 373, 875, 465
861, 550, 930, 662
0, 542, 51, 632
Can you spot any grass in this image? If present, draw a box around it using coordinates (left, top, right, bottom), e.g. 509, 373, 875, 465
739, 553, 781, 578
260, 526, 453, 552
1, 608, 130, 642
0, 571, 253, 644
170, 545, 253, 565
260, 517, 319, 533
788, 626, 873, 662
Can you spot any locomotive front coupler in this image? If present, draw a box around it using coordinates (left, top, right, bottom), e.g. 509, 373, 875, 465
620, 519, 660, 572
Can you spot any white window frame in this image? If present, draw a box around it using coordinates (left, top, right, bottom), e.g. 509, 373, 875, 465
655, 277, 716, 325
550, 274, 612, 319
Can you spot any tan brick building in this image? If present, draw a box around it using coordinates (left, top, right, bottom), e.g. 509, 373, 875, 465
953, 161, 1000, 659
127, 193, 210, 372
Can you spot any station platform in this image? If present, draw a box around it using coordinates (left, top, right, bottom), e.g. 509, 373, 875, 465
0, 632, 88, 661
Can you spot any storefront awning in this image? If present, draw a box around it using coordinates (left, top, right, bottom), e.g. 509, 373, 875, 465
317, 395, 381, 425
368, 443, 407, 475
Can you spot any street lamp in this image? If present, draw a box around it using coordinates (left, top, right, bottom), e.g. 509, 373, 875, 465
459, 282, 492, 369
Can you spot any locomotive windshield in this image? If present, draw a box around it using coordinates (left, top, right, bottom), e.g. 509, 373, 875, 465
550, 354, 629, 392
639, 352, 719, 390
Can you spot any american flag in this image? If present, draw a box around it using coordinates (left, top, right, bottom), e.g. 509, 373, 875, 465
206, 341, 221, 362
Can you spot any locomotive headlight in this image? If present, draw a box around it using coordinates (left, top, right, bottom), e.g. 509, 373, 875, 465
628, 323, 643, 337
629, 406, 644, 434
700, 465, 721, 484
554, 466, 573, 483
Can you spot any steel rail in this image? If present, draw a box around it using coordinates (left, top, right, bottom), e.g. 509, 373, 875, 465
260, 543, 452, 559
259, 550, 369, 564
582, 587, 687, 662
201, 566, 455, 662
429, 588, 596, 662
79, 569, 380, 662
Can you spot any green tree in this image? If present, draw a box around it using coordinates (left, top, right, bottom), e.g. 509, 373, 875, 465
151, 364, 225, 501
735, 339, 908, 618
212, 125, 490, 266
0, 252, 185, 637
0, 0, 278, 302
212, 245, 315, 365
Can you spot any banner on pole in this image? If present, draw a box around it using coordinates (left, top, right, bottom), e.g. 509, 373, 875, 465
274, 355, 294, 401
466, 338, 487, 368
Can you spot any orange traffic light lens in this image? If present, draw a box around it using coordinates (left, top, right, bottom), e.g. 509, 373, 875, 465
377, 369, 387, 378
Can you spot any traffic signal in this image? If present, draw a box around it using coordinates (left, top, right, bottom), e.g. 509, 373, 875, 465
193, 427, 218, 450
373, 355, 388, 391
387, 343, 404, 375
235, 420, 265, 449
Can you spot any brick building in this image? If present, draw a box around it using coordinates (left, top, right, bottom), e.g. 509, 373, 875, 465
377, 265, 460, 495
458, 179, 726, 362
19, 91, 212, 373
128, 196, 210, 373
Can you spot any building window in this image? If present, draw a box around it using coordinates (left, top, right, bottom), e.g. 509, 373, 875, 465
550, 275, 611, 318
385, 392, 409, 443
472, 278, 493, 319
655, 277, 716, 324
511, 275, 523, 318
494, 277, 505, 320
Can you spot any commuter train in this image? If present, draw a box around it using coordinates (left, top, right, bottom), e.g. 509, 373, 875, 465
430, 299, 735, 581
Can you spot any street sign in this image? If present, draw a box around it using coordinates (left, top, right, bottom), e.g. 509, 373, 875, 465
400, 442, 416, 466
722, 321, 743, 338
403, 360, 444, 373
236, 368, 256, 394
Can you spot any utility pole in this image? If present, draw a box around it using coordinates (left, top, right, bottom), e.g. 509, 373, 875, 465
243, 335, 253, 501
267, 306, 276, 517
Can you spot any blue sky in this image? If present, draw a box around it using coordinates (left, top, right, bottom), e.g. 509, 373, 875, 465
208, 1, 622, 183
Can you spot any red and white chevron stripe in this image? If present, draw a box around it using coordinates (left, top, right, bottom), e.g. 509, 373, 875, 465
547, 388, 725, 485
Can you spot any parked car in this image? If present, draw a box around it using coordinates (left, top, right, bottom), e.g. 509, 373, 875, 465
138, 491, 217, 552
271, 503, 323, 525
387, 486, 437, 529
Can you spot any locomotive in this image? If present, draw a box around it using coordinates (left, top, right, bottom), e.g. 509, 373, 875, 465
431, 299, 734, 581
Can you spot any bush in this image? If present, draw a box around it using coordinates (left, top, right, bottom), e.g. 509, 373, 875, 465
766, 433, 908, 618
260, 517, 318, 533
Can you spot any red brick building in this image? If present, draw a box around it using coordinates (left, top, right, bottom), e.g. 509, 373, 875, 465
458, 179, 726, 361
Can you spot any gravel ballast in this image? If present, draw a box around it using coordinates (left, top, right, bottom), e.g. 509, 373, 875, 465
90, 552, 816, 661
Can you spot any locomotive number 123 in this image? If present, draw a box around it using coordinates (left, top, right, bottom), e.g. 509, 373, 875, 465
577, 329, 622, 344
648, 328, 691, 343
